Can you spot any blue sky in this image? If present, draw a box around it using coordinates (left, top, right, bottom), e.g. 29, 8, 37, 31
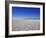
12, 7, 40, 20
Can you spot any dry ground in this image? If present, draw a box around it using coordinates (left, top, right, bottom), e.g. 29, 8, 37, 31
12, 20, 40, 31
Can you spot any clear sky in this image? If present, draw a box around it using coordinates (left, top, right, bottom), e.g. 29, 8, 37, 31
12, 7, 40, 20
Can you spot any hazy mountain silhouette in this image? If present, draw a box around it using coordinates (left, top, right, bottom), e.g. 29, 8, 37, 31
24, 18, 40, 20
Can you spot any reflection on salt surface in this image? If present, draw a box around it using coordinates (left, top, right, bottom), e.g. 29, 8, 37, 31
12, 20, 40, 31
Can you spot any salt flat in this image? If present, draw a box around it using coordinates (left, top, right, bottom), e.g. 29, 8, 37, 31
12, 20, 40, 31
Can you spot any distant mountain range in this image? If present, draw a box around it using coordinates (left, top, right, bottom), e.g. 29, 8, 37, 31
24, 18, 40, 20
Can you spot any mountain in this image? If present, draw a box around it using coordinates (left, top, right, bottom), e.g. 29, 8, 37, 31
24, 18, 40, 20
